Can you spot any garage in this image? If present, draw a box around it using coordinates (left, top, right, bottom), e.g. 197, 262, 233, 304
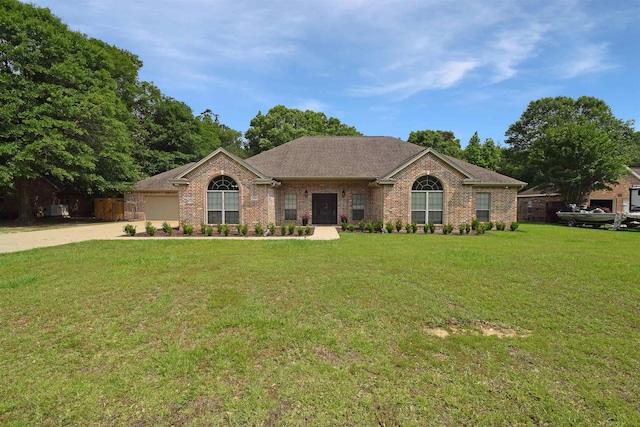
145, 195, 179, 221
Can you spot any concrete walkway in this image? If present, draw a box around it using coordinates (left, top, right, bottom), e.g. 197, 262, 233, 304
0, 222, 339, 254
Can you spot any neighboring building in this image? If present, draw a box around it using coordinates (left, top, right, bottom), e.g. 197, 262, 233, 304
126, 136, 525, 227
517, 166, 640, 222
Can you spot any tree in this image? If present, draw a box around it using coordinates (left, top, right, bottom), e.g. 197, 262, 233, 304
505, 96, 634, 204
196, 109, 244, 158
244, 105, 362, 156
406, 130, 462, 158
463, 132, 483, 166
0, 0, 140, 221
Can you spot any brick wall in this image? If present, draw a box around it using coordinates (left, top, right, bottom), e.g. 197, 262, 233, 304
275, 181, 373, 225
177, 152, 272, 228
588, 172, 640, 212
383, 153, 519, 225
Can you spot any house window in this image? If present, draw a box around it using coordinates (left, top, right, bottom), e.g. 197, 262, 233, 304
284, 194, 297, 220
352, 194, 365, 221
207, 175, 239, 224
411, 176, 443, 224
476, 193, 490, 222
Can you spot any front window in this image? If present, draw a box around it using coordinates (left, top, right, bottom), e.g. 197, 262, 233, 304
284, 194, 297, 220
352, 194, 365, 221
207, 175, 239, 224
411, 176, 443, 224
476, 193, 490, 222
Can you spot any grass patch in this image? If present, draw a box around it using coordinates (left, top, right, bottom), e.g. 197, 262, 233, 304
0, 225, 638, 425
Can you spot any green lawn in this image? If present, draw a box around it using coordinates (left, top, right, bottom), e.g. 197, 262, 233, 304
1, 225, 638, 426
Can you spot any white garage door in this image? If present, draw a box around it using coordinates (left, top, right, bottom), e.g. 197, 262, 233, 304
145, 195, 179, 221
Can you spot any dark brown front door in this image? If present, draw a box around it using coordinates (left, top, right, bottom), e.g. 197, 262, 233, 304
312, 193, 337, 224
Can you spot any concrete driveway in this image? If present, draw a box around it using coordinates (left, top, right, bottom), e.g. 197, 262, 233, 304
0, 222, 339, 254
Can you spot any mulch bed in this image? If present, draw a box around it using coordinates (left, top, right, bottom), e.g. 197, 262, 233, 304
128, 227, 315, 238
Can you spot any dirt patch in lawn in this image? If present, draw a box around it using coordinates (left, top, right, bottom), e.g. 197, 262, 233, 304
423, 320, 531, 339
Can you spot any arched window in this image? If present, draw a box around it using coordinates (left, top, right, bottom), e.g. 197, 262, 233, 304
411, 176, 443, 224
207, 175, 239, 224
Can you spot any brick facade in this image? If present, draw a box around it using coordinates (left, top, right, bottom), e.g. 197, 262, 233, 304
129, 146, 522, 227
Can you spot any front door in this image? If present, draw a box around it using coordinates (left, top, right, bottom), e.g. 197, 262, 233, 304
312, 193, 337, 224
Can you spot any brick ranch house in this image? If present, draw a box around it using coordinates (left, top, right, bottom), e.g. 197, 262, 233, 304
517, 166, 640, 223
125, 136, 526, 228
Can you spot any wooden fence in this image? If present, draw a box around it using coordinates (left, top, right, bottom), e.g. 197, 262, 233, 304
94, 198, 124, 221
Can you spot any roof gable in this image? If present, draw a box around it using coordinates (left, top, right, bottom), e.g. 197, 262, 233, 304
244, 136, 424, 179
174, 148, 269, 182
133, 162, 195, 191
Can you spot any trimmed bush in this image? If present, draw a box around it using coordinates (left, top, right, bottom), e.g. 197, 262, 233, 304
145, 221, 156, 236
348, 224, 355, 232
465, 223, 471, 234
182, 221, 194, 235
200, 222, 207, 234
442, 223, 454, 235
395, 218, 403, 233
288, 222, 295, 235
222, 224, 230, 236
240, 224, 249, 236
268, 222, 276, 235
510, 222, 520, 231
496, 221, 506, 231
161, 221, 172, 236
385, 221, 394, 233
358, 220, 366, 232
281, 223, 287, 236
427, 221, 436, 234
458, 223, 466, 234
471, 218, 480, 231
476, 223, 486, 234
341, 221, 348, 231
216, 223, 222, 234
123, 224, 136, 236
366, 221, 375, 233
305, 225, 311, 235
374, 219, 384, 233
485, 221, 494, 231
411, 222, 418, 233
254, 222, 264, 236
297, 226, 304, 236
206, 226, 214, 236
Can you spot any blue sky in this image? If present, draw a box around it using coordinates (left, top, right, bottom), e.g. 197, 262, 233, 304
26, 0, 640, 147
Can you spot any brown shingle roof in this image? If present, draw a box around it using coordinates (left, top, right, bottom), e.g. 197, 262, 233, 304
245, 136, 424, 179
133, 162, 195, 191
440, 154, 527, 186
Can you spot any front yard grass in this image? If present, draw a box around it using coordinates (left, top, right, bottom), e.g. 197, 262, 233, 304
0, 224, 638, 425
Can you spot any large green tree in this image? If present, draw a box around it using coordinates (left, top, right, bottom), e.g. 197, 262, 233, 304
407, 130, 463, 158
463, 132, 503, 171
244, 105, 362, 156
0, 0, 140, 221
505, 96, 634, 204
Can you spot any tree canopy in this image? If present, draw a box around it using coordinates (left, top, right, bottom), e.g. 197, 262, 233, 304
462, 132, 503, 171
0, 0, 141, 220
406, 130, 462, 158
244, 105, 362, 156
505, 96, 634, 204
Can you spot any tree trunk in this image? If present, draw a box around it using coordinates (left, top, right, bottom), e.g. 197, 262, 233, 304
16, 178, 34, 224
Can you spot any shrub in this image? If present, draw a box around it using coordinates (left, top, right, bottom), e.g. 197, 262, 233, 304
348, 224, 355, 232
182, 221, 194, 236
358, 220, 366, 232
496, 221, 506, 231
297, 226, 304, 236
288, 222, 295, 235
206, 226, 214, 236
222, 224, 230, 236
268, 222, 276, 235
200, 222, 207, 234
305, 225, 311, 235
443, 223, 454, 235
465, 223, 471, 234
216, 223, 222, 234
366, 221, 375, 233
385, 221, 394, 233
476, 223, 486, 234
123, 224, 136, 236
281, 223, 287, 236
374, 219, 384, 233
405, 222, 411, 233
145, 221, 156, 236
341, 221, 348, 231
340, 214, 348, 223
240, 224, 249, 236
411, 222, 418, 233
254, 222, 264, 236
161, 221, 172, 236
458, 223, 466, 234
471, 218, 480, 231
485, 221, 494, 231
510, 222, 520, 231
395, 218, 403, 233
427, 221, 436, 234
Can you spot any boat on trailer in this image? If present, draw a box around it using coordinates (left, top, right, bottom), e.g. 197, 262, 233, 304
556, 207, 616, 227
